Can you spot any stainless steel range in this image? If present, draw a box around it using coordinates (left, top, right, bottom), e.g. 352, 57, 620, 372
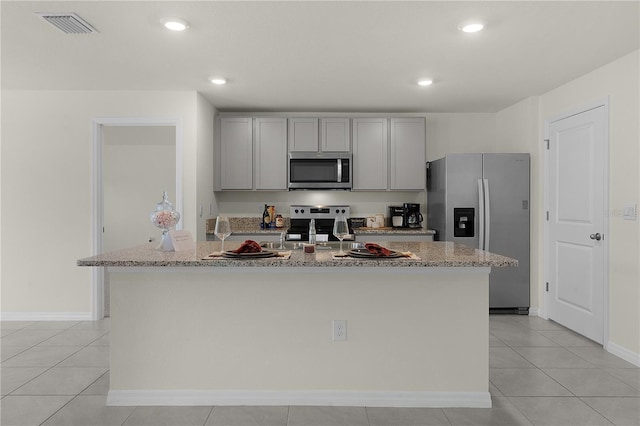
286, 205, 354, 242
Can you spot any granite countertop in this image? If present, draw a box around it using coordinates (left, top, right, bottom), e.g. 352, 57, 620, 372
77, 241, 517, 268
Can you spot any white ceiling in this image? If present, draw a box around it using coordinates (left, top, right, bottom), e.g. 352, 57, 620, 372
2, 1, 638, 112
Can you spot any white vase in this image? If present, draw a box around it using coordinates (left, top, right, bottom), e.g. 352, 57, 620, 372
150, 191, 180, 251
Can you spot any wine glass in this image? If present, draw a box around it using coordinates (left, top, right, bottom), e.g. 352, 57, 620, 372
332, 214, 350, 255
214, 216, 232, 252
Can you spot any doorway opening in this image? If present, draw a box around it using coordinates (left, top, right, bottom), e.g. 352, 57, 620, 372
92, 118, 183, 319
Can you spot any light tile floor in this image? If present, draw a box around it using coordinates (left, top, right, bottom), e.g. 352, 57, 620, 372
1, 315, 638, 426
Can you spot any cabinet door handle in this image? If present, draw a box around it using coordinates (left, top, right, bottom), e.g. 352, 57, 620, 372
589, 233, 602, 241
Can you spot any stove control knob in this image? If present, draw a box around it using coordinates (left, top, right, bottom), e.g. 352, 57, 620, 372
341, 209, 346, 214
301, 209, 305, 214
294, 209, 299, 214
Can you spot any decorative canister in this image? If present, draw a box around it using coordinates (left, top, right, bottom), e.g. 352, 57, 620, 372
150, 191, 180, 251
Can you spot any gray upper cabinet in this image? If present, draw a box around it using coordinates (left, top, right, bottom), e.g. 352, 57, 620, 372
220, 117, 253, 190
289, 117, 350, 152
390, 117, 426, 190
218, 117, 287, 191
288, 118, 318, 152
255, 118, 287, 190
321, 118, 350, 152
217, 114, 424, 192
352, 118, 388, 190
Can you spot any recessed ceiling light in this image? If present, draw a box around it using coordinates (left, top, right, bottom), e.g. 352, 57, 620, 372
162, 18, 189, 31
459, 22, 484, 33
417, 79, 433, 86
209, 77, 227, 85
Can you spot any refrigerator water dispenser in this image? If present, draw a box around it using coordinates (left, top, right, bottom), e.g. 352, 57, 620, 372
454, 208, 475, 238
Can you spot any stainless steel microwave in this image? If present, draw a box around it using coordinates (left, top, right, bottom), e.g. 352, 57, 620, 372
288, 152, 352, 190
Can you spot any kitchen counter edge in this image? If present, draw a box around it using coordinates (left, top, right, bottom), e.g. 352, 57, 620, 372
78, 241, 516, 269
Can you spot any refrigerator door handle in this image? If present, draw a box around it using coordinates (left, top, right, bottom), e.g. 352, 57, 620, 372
478, 179, 485, 250
483, 179, 490, 251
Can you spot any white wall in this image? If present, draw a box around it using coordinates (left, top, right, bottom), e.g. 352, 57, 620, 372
1, 90, 207, 318
537, 50, 640, 356
196, 93, 216, 238
425, 113, 497, 161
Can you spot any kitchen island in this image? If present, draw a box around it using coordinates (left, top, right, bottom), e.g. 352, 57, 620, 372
78, 241, 516, 408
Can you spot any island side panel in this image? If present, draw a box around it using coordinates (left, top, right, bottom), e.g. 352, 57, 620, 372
108, 267, 489, 406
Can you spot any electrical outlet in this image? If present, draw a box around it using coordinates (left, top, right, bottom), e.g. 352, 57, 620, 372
332, 320, 346, 341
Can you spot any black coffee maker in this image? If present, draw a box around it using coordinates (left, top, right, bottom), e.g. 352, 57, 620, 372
403, 203, 424, 228
388, 206, 405, 228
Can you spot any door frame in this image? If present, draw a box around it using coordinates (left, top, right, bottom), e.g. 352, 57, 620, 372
91, 117, 184, 320
543, 98, 610, 346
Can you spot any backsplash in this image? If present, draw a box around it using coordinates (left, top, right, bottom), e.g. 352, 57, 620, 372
206, 217, 291, 233
213, 191, 426, 218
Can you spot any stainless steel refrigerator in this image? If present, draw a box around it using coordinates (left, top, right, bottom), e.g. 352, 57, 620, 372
427, 153, 530, 313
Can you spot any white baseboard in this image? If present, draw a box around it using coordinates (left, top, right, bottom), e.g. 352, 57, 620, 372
107, 390, 492, 408
0, 312, 93, 321
607, 341, 640, 367
529, 307, 548, 319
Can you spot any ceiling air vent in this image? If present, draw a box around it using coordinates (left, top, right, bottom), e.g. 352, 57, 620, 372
35, 12, 98, 34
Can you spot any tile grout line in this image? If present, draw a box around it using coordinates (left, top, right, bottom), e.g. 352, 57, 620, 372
438, 406, 454, 426
119, 401, 137, 426
503, 395, 537, 426
37, 393, 80, 426
576, 396, 620, 426
203, 405, 216, 426
363, 405, 371, 426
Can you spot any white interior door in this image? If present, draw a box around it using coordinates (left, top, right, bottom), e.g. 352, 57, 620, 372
546, 104, 607, 344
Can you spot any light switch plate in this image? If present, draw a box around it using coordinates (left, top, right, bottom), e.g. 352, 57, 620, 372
623, 203, 637, 221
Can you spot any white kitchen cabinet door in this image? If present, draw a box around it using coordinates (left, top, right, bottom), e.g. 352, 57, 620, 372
321, 118, 350, 152
352, 118, 388, 190
390, 117, 426, 190
288, 118, 318, 152
220, 117, 253, 190
255, 118, 288, 190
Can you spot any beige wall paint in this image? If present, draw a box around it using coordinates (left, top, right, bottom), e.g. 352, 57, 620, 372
196, 93, 216, 238
425, 113, 497, 161
1, 90, 204, 316
537, 50, 639, 354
